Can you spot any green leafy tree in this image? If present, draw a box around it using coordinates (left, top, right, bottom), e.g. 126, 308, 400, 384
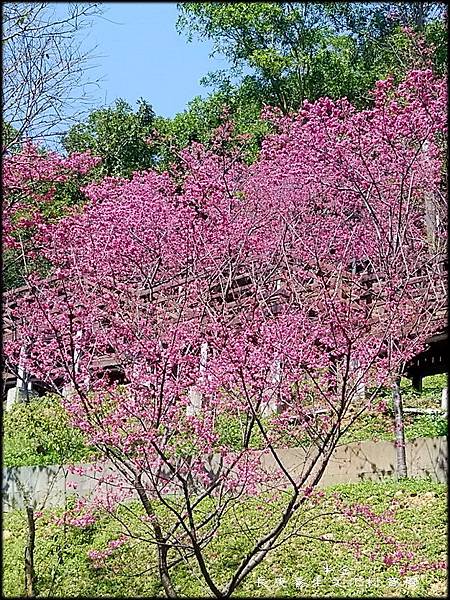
367, 13, 448, 80
63, 99, 157, 178
57, 2, 446, 185
2, 122, 21, 153
170, 2, 446, 168
63, 4, 446, 178
177, 2, 446, 111
178, 3, 354, 112
153, 82, 269, 170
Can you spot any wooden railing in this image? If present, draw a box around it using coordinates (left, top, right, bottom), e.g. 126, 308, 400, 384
3, 258, 447, 386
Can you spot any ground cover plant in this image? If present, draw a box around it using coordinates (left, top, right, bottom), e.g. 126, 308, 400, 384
3, 69, 447, 597
2, 479, 447, 597
3, 375, 446, 468
3, 395, 96, 468
340, 373, 448, 444
400, 373, 447, 408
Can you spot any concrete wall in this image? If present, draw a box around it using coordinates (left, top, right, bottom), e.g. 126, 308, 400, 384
259, 436, 447, 488
2, 437, 447, 512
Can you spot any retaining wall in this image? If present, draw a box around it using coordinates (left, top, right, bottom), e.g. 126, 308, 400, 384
2, 437, 447, 511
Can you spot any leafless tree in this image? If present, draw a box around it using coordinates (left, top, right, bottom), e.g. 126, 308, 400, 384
2, 2, 104, 152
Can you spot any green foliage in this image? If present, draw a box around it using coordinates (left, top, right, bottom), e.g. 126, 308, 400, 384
153, 84, 270, 171
2, 121, 21, 151
3, 395, 96, 467
3, 249, 53, 291
4, 374, 445, 467
63, 98, 157, 178
177, 2, 447, 113
406, 414, 447, 439
2, 479, 447, 597
401, 373, 448, 408
215, 413, 266, 450
178, 2, 359, 111
363, 19, 448, 90
423, 16, 448, 76
341, 411, 447, 445
152, 94, 226, 170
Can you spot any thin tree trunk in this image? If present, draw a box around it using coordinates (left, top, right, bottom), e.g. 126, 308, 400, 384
134, 476, 177, 598
415, 2, 425, 30
392, 376, 407, 478
24, 506, 36, 597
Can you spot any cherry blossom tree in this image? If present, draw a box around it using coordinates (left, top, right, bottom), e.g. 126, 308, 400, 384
3, 69, 446, 597
3, 142, 101, 244
246, 67, 447, 477
2, 141, 101, 290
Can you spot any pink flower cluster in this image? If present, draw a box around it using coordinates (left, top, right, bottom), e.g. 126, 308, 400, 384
87, 535, 128, 569
2, 141, 100, 248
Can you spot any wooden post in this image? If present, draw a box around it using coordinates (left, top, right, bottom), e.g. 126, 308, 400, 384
7, 345, 30, 408
187, 342, 208, 416
17, 345, 27, 392
261, 358, 281, 418
411, 374, 422, 393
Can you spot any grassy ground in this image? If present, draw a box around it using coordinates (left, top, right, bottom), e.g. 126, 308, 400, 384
340, 374, 447, 444
3, 375, 447, 468
2, 478, 447, 598
400, 374, 447, 409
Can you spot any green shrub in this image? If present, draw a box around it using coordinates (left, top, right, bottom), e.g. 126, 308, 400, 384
401, 374, 447, 409
3, 395, 96, 467
406, 414, 447, 439
215, 413, 266, 450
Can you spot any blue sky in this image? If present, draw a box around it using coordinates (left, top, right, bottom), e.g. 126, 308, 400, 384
83, 2, 228, 117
